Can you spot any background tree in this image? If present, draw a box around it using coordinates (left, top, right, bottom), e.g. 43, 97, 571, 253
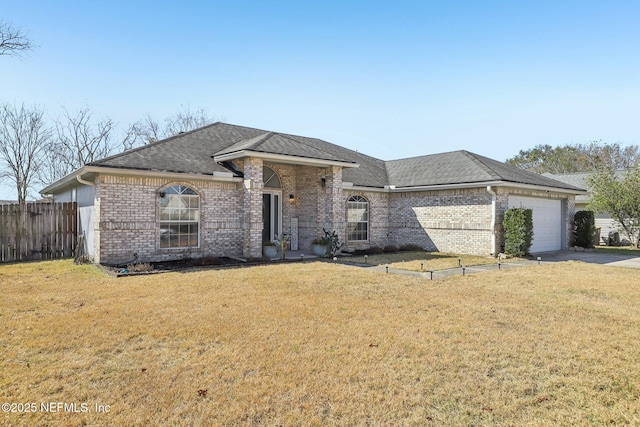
574, 141, 640, 171
0, 103, 52, 203
40, 107, 117, 184
0, 103, 219, 200
506, 141, 640, 173
125, 106, 216, 147
587, 169, 640, 247
0, 20, 33, 57
505, 144, 582, 173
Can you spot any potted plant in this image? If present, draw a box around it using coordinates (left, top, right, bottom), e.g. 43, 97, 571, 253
311, 237, 328, 256
262, 240, 277, 258
275, 234, 290, 260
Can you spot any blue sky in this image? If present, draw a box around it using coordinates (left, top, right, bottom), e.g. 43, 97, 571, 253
2, 1, 640, 199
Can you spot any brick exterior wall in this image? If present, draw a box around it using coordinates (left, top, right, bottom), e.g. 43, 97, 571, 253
389, 188, 494, 255
387, 186, 575, 256
343, 190, 389, 250
94, 174, 243, 264
91, 163, 577, 264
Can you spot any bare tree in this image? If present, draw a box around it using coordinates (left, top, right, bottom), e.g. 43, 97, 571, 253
0, 20, 34, 57
0, 103, 52, 203
39, 107, 118, 184
125, 106, 216, 148
165, 107, 213, 136
126, 114, 161, 145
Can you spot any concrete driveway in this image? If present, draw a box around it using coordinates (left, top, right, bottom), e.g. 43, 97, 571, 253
533, 250, 640, 269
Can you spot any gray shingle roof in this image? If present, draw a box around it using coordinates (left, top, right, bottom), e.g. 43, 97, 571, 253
89, 123, 266, 174
543, 171, 627, 203
87, 123, 582, 192
385, 151, 585, 191
89, 122, 389, 187
214, 131, 357, 164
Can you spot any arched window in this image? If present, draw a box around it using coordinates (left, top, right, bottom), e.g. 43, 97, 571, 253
347, 195, 369, 241
159, 185, 200, 248
263, 166, 282, 188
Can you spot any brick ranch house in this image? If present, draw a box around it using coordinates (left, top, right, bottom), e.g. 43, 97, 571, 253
41, 123, 584, 264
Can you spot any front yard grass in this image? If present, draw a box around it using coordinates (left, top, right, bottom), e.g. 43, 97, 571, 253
595, 245, 640, 256
344, 251, 523, 272
1, 259, 640, 425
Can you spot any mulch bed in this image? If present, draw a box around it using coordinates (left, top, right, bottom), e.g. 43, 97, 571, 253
99, 256, 314, 277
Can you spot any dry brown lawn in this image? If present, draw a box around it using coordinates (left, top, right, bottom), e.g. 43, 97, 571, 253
1, 259, 640, 426
344, 251, 523, 272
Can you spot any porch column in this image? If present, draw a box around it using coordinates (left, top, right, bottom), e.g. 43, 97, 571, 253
242, 157, 263, 258
325, 166, 346, 244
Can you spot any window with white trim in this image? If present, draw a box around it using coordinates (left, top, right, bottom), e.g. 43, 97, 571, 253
159, 185, 200, 248
263, 166, 282, 188
347, 195, 369, 241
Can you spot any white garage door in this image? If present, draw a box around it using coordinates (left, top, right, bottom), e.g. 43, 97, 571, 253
508, 196, 562, 253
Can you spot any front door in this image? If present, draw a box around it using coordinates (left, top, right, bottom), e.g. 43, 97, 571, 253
262, 191, 282, 242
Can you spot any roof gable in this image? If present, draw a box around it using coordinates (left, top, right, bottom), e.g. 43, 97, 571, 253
214, 131, 357, 164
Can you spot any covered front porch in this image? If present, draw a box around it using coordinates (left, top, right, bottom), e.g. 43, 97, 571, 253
214, 150, 358, 259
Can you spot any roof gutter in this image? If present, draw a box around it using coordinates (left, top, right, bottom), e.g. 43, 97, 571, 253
76, 173, 95, 187
40, 166, 87, 195
213, 150, 360, 168
343, 180, 585, 195
40, 165, 242, 196
499, 181, 587, 194
389, 181, 506, 192
390, 181, 586, 194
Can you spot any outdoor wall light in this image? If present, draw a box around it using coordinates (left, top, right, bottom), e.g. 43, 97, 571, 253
158, 191, 166, 198
289, 194, 295, 204
321, 174, 326, 187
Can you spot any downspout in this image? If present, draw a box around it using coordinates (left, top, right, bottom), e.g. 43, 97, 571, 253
76, 173, 95, 187
487, 185, 497, 256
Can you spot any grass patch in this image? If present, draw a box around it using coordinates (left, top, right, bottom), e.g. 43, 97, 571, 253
344, 251, 522, 271
595, 245, 640, 256
1, 259, 640, 425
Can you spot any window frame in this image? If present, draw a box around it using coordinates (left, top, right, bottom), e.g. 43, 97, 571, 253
158, 185, 200, 249
346, 195, 369, 242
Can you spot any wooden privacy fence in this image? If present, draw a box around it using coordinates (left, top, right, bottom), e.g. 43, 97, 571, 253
0, 202, 77, 263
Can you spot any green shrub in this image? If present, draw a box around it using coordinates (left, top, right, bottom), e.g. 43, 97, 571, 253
503, 208, 534, 256
573, 210, 595, 248
383, 245, 399, 253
